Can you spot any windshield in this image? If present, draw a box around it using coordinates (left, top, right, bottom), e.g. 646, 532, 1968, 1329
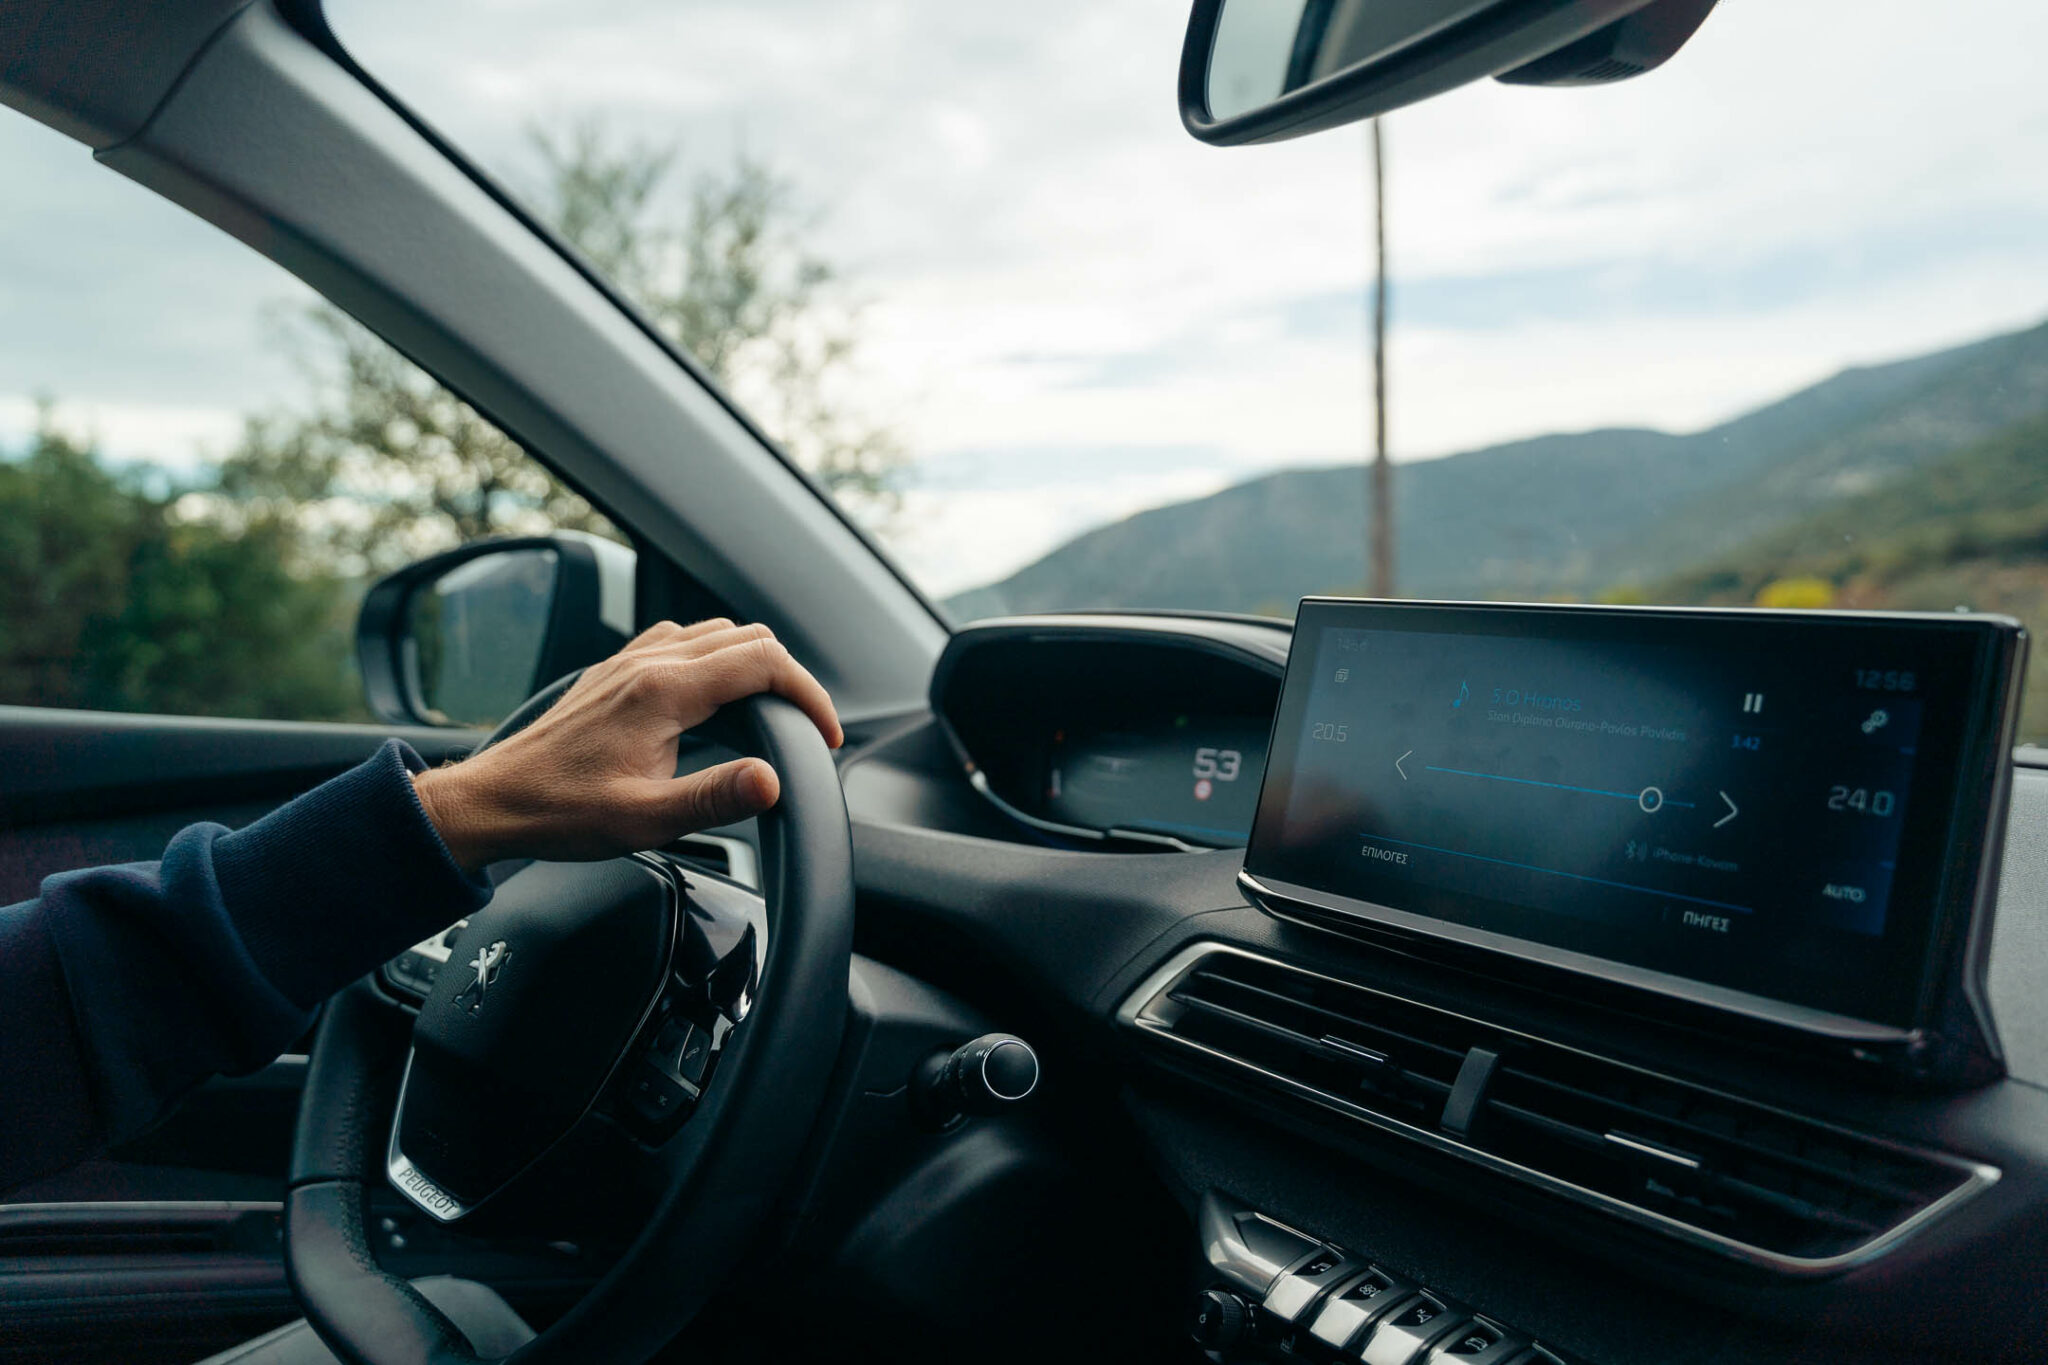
325, 0, 2048, 739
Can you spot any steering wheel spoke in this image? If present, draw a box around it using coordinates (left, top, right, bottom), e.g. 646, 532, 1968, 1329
606, 862, 766, 1145
384, 857, 675, 1222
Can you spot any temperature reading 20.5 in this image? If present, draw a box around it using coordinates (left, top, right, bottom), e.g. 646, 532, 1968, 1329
1193, 748, 1243, 781
1828, 785, 1896, 816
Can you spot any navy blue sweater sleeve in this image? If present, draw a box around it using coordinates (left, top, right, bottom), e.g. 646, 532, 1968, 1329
0, 739, 491, 1193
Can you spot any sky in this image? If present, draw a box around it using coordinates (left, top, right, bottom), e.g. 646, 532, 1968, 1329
7, 0, 2048, 598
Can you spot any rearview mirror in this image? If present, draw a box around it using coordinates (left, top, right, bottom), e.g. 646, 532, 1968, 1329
1183, 0, 1718, 144
356, 533, 636, 727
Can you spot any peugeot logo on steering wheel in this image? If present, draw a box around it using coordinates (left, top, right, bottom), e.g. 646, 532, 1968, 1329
454, 940, 509, 1012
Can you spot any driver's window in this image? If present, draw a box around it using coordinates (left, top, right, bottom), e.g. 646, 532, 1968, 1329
0, 116, 619, 723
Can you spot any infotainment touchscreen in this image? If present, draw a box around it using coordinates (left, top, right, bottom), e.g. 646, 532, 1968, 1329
1244, 601, 2024, 1036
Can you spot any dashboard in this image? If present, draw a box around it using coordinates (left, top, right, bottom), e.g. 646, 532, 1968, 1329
855, 606, 2048, 1364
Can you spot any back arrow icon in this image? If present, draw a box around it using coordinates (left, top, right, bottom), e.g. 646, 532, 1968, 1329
1396, 750, 1413, 780
1715, 791, 1738, 828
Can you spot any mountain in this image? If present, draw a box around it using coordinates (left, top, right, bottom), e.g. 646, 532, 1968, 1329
1655, 412, 2048, 605
1652, 412, 2048, 741
945, 317, 2048, 620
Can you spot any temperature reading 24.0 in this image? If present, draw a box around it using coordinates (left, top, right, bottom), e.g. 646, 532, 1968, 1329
1828, 785, 1897, 816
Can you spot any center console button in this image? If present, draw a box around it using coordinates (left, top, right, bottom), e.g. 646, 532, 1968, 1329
1308, 1265, 1418, 1350
1191, 1289, 1255, 1350
1198, 1193, 1321, 1297
1264, 1245, 1368, 1324
1425, 1316, 1528, 1363
1359, 1291, 1470, 1365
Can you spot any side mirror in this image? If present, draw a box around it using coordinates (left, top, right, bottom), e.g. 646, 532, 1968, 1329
356, 533, 636, 727
1183, 0, 1718, 144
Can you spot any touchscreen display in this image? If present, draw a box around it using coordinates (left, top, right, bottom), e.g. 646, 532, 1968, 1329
1245, 601, 2020, 1031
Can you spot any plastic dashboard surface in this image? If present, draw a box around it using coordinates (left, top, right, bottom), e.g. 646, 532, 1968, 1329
836, 610, 2048, 1363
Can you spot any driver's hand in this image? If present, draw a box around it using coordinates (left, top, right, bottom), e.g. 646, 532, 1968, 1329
411, 619, 843, 873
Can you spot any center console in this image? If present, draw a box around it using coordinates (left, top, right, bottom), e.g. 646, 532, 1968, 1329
1118, 601, 2030, 1359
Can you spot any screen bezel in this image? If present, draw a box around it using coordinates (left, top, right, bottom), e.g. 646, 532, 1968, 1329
1244, 599, 2025, 1044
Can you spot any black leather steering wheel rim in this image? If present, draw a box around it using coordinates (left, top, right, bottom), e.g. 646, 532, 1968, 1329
284, 677, 854, 1365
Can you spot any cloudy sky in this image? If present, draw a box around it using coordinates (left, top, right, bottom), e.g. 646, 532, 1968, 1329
7, 0, 2048, 597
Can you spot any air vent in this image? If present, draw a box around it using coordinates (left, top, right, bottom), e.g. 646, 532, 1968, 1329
1119, 945, 1997, 1275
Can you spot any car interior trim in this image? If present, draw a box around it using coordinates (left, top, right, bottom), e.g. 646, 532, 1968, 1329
1240, 870, 1918, 1044
1119, 940, 2002, 1277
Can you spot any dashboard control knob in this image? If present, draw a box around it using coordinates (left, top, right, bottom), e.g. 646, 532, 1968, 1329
913, 1033, 1039, 1125
1192, 1289, 1253, 1349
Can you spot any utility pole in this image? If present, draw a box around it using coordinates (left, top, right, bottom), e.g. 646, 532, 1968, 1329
1368, 117, 1394, 598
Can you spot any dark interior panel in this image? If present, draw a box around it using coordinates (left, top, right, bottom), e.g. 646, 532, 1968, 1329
0, 706, 581, 1364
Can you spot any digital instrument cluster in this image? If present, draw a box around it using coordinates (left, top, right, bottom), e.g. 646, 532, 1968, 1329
928, 619, 1285, 850
1044, 714, 1269, 846
1245, 600, 2024, 1038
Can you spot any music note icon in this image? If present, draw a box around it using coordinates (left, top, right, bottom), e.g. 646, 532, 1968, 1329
1452, 680, 1469, 709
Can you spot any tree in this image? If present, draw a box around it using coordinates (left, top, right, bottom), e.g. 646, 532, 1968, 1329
1, 128, 900, 724
0, 408, 364, 720
529, 122, 903, 509
217, 123, 900, 570
215, 307, 614, 576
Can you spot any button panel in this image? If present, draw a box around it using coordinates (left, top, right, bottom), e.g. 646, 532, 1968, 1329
614, 1003, 726, 1141
380, 919, 469, 999
1195, 1195, 1576, 1365
1265, 1245, 1369, 1323
1361, 1292, 1468, 1365
1307, 1266, 1417, 1351
1426, 1317, 1528, 1363
1197, 1193, 1323, 1297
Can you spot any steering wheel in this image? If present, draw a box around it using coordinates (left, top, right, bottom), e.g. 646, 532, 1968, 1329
282, 676, 853, 1365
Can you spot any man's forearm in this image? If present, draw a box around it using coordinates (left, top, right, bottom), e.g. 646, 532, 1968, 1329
0, 739, 489, 1194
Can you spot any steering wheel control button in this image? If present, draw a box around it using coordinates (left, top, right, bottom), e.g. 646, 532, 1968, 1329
1424, 1317, 1527, 1363
1360, 1292, 1470, 1365
1308, 1266, 1418, 1351
1263, 1246, 1366, 1324
381, 919, 472, 999
675, 1024, 714, 1086
624, 1059, 693, 1127
912, 1032, 1041, 1127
